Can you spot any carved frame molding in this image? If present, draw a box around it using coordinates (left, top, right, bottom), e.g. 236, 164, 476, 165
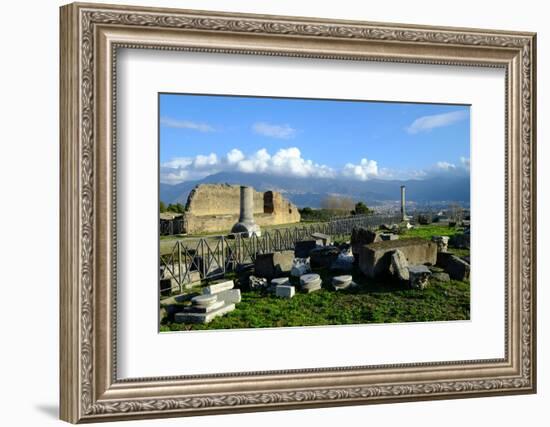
60, 2, 536, 423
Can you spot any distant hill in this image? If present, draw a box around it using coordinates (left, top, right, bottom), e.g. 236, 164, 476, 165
160, 171, 470, 208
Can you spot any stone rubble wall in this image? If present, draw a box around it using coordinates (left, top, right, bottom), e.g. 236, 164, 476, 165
183, 184, 300, 234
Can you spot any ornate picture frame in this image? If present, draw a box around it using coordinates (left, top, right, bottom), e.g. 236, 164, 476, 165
59, 2, 536, 423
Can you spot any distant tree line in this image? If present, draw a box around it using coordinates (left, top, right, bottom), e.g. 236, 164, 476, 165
299, 196, 373, 222
159, 201, 185, 214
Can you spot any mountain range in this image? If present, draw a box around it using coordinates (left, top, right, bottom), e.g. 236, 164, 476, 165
160, 171, 470, 208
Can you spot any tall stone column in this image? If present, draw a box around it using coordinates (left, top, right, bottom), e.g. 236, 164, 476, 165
231, 186, 261, 237
400, 185, 406, 221
239, 185, 254, 223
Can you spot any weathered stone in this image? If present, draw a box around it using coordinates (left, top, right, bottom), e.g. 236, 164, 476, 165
254, 250, 294, 279
380, 233, 399, 241
300, 273, 321, 285
291, 258, 311, 277
302, 281, 322, 293
186, 300, 225, 313
432, 272, 451, 282
300, 273, 322, 292
359, 238, 437, 278
231, 186, 261, 237
191, 294, 218, 307
351, 227, 382, 258
437, 253, 470, 281
331, 275, 353, 290
417, 214, 432, 225
248, 275, 268, 290
216, 289, 242, 304
310, 246, 340, 269
202, 280, 234, 295
159, 278, 172, 296
271, 277, 290, 286
311, 232, 332, 246
332, 274, 353, 284
389, 249, 409, 282
449, 232, 470, 249
181, 184, 300, 235
431, 235, 450, 253
174, 303, 236, 324
294, 240, 318, 258
408, 265, 432, 290
275, 285, 295, 298
330, 250, 354, 271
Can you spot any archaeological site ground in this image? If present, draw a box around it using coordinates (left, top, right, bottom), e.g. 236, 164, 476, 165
158, 93, 471, 332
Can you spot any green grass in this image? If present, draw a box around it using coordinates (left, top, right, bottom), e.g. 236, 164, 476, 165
161, 267, 470, 332
160, 224, 470, 332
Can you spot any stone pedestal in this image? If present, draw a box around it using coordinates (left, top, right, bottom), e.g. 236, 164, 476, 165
231, 186, 261, 237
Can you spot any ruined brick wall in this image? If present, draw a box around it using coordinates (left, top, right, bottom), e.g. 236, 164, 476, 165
182, 184, 300, 234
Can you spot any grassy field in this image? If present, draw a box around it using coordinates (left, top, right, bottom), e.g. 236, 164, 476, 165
161, 223, 470, 331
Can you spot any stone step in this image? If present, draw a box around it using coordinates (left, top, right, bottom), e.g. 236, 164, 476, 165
174, 303, 236, 324
275, 285, 295, 298
191, 294, 218, 307
202, 280, 234, 295
185, 300, 225, 313
216, 289, 241, 304
331, 275, 353, 285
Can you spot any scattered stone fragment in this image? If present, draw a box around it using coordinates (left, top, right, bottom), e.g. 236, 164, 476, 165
215, 289, 241, 304
310, 246, 340, 269
294, 240, 318, 258
202, 280, 234, 295
330, 249, 354, 271
254, 250, 294, 279
300, 273, 322, 293
174, 303, 236, 324
432, 272, 451, 282
437, 253, 470, 281
275, 285, 295, 298
359, 238, 437, 278
408, 265, 432, 290
248, 275, 268, 290
331, 275, 354, 290
159, 278, 172, 297
431, 235, 450, 253
389, 249, 409, 282
191, 294, 218, 307
351, 227, 382, 258
449, 232, 470, 249
271, 277, 290, 287
186, 300, 225, 313
291, 258, 311, 277
311, 232, 332, 246
417, 214, 432, 225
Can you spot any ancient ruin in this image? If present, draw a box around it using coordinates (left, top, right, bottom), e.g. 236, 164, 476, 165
231, 186, 261, 237
180, 184, 300, 234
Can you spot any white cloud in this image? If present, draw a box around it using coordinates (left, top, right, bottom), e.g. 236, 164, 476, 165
436, 161, 456, 171
161, 147, 336, 184
160, 117, 215, 132
252, 122, 296, 139
160, 148, 470, 185
226, 149, 245, 164
342, 158, 379, 181
406, 109, 468, 134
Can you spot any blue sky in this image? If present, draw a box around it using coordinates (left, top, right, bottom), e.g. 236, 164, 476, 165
159, 93, 470, 185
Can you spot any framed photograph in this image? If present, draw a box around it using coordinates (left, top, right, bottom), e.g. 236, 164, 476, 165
60, 2, 537, 423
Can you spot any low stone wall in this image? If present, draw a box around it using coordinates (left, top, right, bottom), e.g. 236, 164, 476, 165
182, 184, 300, 234
359, 238, 437, 278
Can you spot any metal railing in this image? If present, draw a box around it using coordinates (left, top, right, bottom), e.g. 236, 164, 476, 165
160, 213, 401, 292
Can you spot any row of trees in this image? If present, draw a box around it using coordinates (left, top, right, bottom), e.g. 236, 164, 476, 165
159, 201, 185, 214
299, 196, 373, 222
